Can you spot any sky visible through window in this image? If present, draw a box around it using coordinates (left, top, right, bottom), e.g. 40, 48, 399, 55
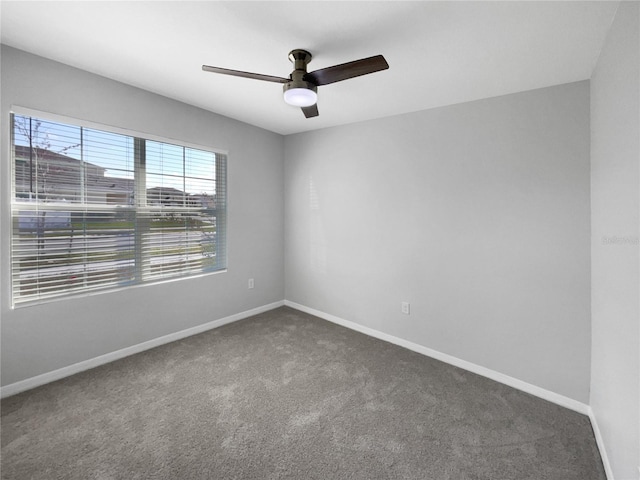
13, 115, 216, 197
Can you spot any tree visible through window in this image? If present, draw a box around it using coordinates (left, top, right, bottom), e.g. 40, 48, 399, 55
10, 112, 227, 307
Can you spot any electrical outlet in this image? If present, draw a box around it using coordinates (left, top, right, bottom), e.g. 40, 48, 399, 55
248, 278, 254, 289
401, 302, 410, 315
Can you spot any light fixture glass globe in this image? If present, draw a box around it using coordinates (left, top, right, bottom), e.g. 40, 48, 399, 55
283, 88, 317, 107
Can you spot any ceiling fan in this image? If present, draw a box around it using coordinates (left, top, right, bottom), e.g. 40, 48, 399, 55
202, 50, 389, 118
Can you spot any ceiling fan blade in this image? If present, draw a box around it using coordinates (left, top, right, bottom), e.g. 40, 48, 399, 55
202, 65, 289, 84
305, 55, 389, 86
302, 104, 319, 118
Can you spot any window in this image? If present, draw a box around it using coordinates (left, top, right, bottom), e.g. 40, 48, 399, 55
10, 111, 227, 307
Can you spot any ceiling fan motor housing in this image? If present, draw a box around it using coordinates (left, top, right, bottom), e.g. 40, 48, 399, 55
283, 79, 317, 95
285, 49, 317, 91
283, 49, 318, 106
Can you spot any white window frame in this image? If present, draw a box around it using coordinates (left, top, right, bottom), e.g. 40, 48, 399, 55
9, 107, 227, 308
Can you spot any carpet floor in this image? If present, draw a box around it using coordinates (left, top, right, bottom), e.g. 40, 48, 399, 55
1, 306, 605, 479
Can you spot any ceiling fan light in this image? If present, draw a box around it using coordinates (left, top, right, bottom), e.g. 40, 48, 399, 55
283, 87, 317, 107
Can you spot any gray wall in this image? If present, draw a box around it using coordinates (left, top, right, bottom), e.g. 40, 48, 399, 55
284, 82, 592, 403
0, 46, 285, 386
590, 2, 640, 478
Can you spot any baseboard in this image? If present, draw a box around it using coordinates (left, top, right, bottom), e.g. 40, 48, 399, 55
588, 407, 615, 480
284, 300, 590, 416
4, 299, 612, 476
1, 300, 284, 399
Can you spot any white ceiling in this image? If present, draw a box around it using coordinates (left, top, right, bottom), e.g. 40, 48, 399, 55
1, 1, 619, 135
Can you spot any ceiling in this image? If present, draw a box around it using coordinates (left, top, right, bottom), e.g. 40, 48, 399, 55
0, 1, 619, 136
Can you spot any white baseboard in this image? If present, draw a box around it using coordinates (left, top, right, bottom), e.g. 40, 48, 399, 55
284, 300, 590, 415
588, 407, 615, 480
1, 300, 284, 399
4, 299, 615, 478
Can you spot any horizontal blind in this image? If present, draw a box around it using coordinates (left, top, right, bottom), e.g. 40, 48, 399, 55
11, 206, 136, 303
11, 113, 227, 307
141, 142, 225, 282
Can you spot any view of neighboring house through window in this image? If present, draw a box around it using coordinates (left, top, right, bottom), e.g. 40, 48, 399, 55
10, 112, 227, 307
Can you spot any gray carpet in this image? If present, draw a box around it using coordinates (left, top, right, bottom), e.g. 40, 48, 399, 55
1, 306, 605, 480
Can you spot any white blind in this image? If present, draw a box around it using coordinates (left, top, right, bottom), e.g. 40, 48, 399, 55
10, 113, 227, 307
